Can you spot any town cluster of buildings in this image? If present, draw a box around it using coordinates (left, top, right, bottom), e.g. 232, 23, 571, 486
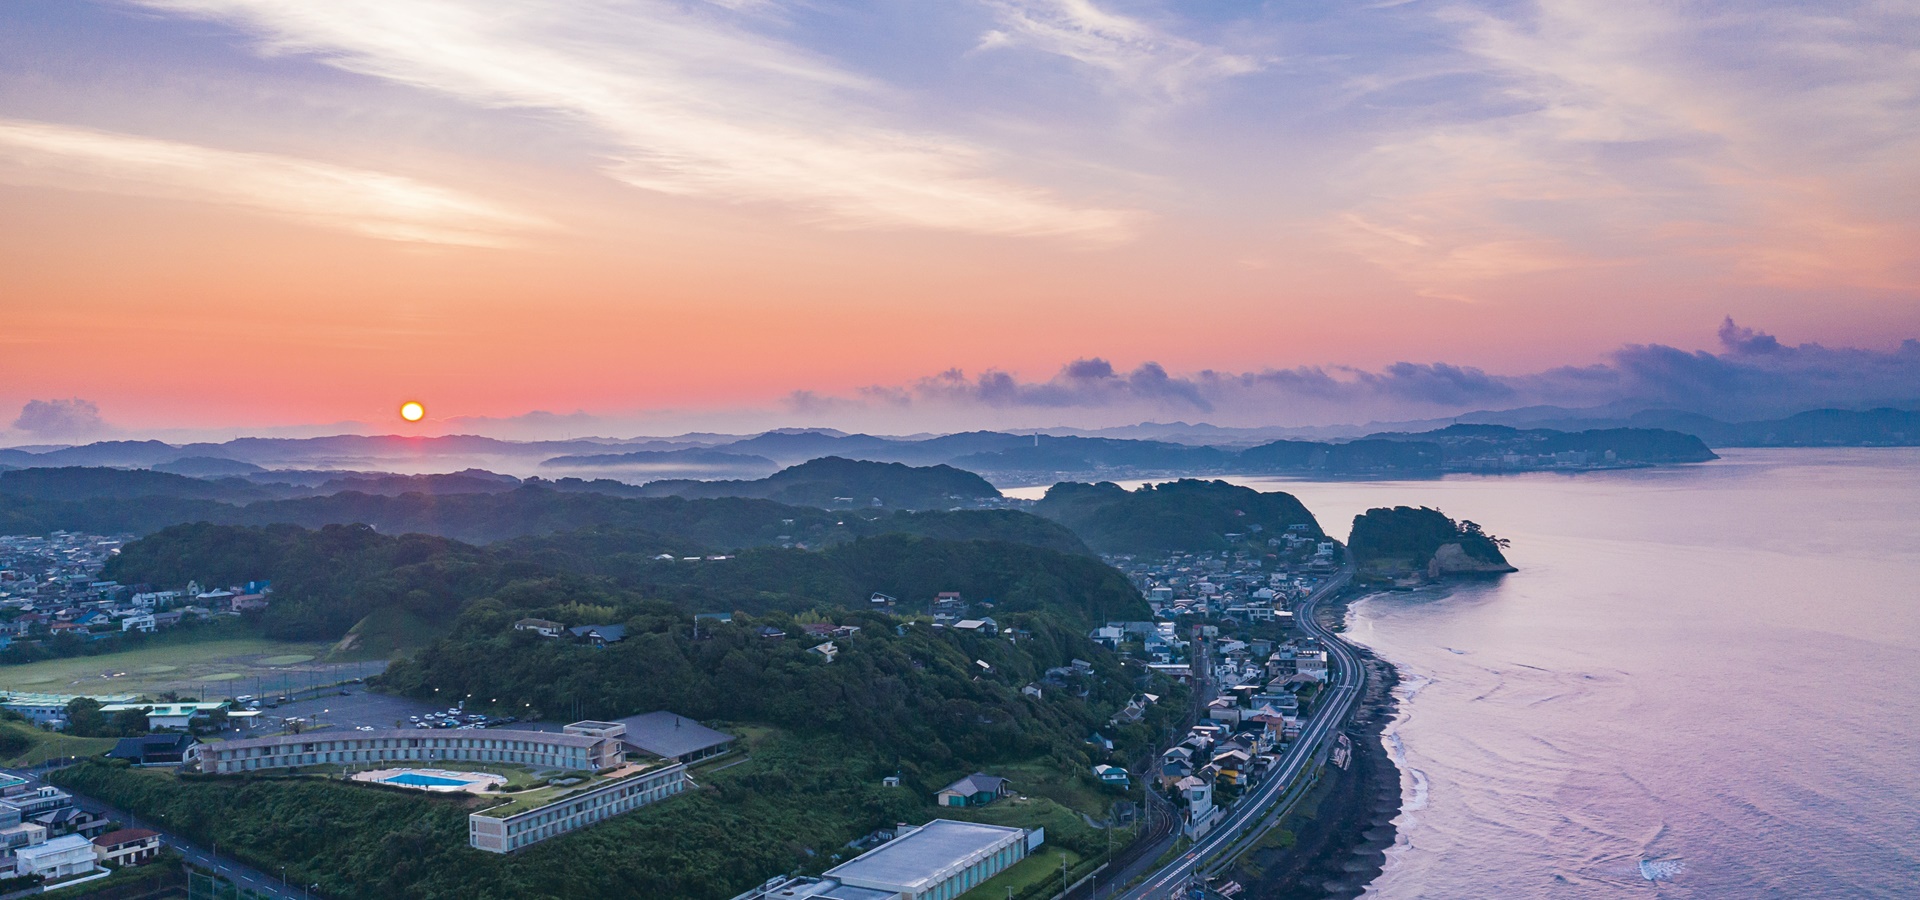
1160, 635, 1333, 839
0, 773, 161, 886
1087, 543, 1341, 840
0, 533, 270, 649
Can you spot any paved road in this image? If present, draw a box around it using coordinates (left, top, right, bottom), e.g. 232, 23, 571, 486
1114, 560, 1361, 900
4, 765, 318, 899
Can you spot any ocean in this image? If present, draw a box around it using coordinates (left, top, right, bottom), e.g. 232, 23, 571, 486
1009, 449, 1920, 895
1268, 449, 1920, 898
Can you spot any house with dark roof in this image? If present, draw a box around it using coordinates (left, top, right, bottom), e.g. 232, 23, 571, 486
92, 828, 161, 867
935, 773, 1010, 807
569, 624, 627, 647
106, 733, 197, 767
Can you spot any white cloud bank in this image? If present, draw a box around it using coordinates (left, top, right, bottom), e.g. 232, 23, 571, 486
786, 320, 1920, 428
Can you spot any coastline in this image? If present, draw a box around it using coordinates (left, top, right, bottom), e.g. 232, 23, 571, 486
1228, 592, 1404, 899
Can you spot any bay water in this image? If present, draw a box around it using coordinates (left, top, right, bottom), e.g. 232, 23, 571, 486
1014, 449, 1920, 896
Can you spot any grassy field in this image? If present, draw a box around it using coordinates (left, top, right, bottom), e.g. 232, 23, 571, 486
0, 637, 357, 697
990, 759, 1126, 817
961, 847, 1083, 900
0, 720, 117, 767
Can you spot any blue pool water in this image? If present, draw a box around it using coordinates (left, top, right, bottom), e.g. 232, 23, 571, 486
384, 773, 470, 788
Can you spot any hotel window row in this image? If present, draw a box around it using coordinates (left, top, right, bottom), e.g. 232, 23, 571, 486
196, 729, 615, 774
468, 766, 688, 852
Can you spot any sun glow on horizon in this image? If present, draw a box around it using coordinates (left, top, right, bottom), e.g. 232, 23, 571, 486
399, 400, 425, 422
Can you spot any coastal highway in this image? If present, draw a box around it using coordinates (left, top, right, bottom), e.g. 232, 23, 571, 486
1114, 559, 1362, 900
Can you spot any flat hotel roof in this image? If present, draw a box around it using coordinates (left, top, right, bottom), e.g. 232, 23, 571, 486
826, 820, 1024, 891
208, 728, 606, 753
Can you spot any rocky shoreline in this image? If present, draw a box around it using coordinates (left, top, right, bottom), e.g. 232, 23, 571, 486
1229, 596, 1404, 899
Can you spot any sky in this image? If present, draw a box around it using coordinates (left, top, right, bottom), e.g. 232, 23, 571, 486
2, 0, 1917, 441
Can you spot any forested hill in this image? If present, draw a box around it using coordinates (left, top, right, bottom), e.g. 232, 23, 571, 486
0, 466, 279, 502
378, 597, 1153, 791
1033, 479, 1324, 554
104, 522, 1139, 640
0, 481, 1086, 553
1349, 506, 1515, 573
607, 456, 1001, 509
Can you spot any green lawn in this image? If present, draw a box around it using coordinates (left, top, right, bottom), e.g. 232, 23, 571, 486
471, 764, 669, 818
0, 637, 354, 697
960, 848, 1082, 900
0, 721, 118, 767
989, 759, 1127, 818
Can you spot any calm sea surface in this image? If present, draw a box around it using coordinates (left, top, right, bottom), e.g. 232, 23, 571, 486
1016, 449, 1920, 896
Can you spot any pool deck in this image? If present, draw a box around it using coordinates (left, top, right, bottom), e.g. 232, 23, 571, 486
351, 767, 505, 794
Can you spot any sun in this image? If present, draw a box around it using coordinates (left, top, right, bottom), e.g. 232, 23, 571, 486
399, 401, 426, 422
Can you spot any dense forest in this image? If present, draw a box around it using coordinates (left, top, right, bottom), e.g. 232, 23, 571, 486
1, 475, 1082, 546
381, 595, 1154, 780
1348, 506, 1512, 569
1033, 479, 1324, 554
104, 519, 1139, 641
627, 456, 1001, 508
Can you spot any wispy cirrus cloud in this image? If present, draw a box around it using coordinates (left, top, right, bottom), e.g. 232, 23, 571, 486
131, 0, 1135, 240
1331, 0, 1920, 298
977, 0, 1265, 100
0, 118, 549, 246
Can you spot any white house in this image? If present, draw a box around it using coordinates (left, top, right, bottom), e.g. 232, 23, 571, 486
120, 614, 156, 634
1176, 776, 1215, 839
16, 833, 98, 880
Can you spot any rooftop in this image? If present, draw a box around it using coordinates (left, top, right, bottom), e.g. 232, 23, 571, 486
825, 820, 1026, 892
92, 828, 158, 847
207, 727, 608, 753
613, 711, 732, 760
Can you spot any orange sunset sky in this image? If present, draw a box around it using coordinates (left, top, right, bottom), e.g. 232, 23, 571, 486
3, 1, 1917, 438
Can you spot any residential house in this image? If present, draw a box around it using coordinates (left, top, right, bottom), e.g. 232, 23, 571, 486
100, 703, 223, 732
952, 618, 997, 635
14, 833, 96, 880
34, 807, 107, 838
809, 641, 839, 663
512, 618, 564, 638
754, 625, 786, 640
106, 734, 198, 766
569, 624, 627, 647
119, 614, 156, 633
1211, 749, 1251, 785
1093, 764, 1130, 788
91, 829, 161, 867
935, 773, 1010, 808
230, 594, 269, 613
1206, 698, 1242, 725
1176, 776, 1215, 839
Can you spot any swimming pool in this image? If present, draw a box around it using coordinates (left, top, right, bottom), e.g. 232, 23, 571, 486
383, 773, 472, 788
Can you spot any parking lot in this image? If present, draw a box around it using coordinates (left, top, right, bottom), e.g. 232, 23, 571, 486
202, 682, 572, 742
